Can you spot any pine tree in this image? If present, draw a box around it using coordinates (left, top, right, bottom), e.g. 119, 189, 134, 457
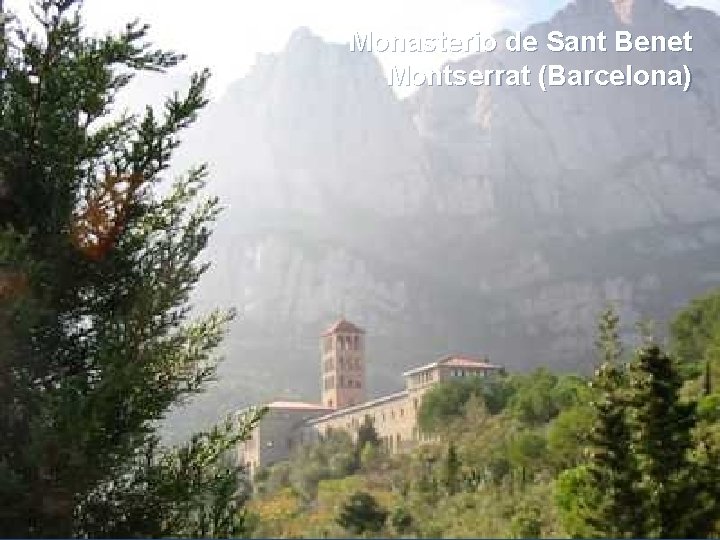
557, 309, 641, 537
441, 441, 461, 495
625, 344, 704, 537
567, 337, 720, 538
356, 415, 380, 452
584, 361, 644, 537
595, 304, 623, 366
0, 1, 260, 536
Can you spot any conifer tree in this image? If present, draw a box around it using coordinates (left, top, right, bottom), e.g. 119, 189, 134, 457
584, 361, 643, 537
625, 344, 704, 538
595, 304, 623, 366
356, 415, 381, 452
561, 331, 720, 537
336, 491, 388, 536
557, 309, 640, 537
0, 1, 259, 536
441, 441, 461, 495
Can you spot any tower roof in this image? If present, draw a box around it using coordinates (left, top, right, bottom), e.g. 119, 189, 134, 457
321, 318, 365, 336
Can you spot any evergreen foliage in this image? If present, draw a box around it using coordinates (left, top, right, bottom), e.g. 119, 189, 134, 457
336, 491, 388, 535
559, 325, 720, 537
389, 505, 414, 535
671, 287, 720, 386
357, 416, 380, 446
4, 2, 720, 538
595, 304, 623, 366
0, 1, 259, 536
441, 441, 461, 495
252, 297, 720, 538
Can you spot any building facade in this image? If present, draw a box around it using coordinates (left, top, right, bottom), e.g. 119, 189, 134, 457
238, 319, 503, 476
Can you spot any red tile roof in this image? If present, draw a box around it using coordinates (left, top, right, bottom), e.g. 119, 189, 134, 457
441, 356, 502, 370
321, 318, 365, 336
402, 355, 502, 377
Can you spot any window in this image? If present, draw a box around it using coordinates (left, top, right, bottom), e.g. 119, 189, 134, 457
400, 408, 404, 418
413, 398, 418, 410
354, 335, 359, 349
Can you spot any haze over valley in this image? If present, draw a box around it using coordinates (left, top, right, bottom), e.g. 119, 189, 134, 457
156, 0, 720, 435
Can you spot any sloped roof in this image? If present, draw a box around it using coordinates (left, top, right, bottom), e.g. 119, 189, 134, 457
402, 355, 502, 377
267, 401, 334, 411
308, 390, 409, 424
321, 318, 366, 336
442, 356, 501, 369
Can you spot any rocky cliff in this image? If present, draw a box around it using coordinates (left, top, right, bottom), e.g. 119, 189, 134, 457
167, 0, 720, 435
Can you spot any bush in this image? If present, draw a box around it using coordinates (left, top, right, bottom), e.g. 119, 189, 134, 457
390, 505, 415, 535
335, 491, 388, 535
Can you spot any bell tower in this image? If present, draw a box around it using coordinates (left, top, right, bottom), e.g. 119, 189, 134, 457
320, 319, 366, 409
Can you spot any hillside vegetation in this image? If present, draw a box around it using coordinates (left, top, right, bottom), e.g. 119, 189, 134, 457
248, 296, 720, 538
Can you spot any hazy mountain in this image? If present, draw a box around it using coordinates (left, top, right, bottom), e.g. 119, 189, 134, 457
165, 0, 720, 437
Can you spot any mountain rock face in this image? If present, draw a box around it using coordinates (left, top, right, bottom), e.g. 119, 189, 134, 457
169, 0, 720, 434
